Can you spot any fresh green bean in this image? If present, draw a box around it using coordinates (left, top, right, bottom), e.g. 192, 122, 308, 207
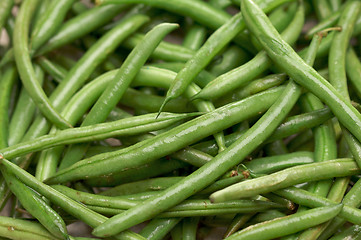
1, 112, 197, 160
1, 169, 68, 239
21, 14, 149, 144
0, 0, 14, 38
241, 0, 361, 143
182, 24, 207, 51
30, 0, 76, 53
60, 23, 178, 172
140, 218, 181, 240
36, 57, 67, 84
346, 48, 361, 99
225, 205, 342, 240
13, 0, 72, 129
210, 159, 359, 202
90, 67, 300, 236
182, 217, 199, 240
0, 65, 16, 149
329, 1, 361, 100
8, 64, 43, 146
45, 86, 285, 184
0, 216, 61, 240
36, 4, 129, 55
84, 158, 188, 187
0, 157, 146, 240
123, 33, 195, 62
192, 1, 304, 101
159, 12, 246, 112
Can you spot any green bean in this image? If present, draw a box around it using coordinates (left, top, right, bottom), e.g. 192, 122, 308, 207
88, 205, 280, 218
329, 225, 361, 240
346, 48, 361, 99
45, 86, 285, 184
97, 0, 231, 31
21, 14, 149, 142
100, 177, 184, 196
159, 12, 246, 111
123, 33, 195, 62
36, 4, 129, 55
275, 186, 361, 225
192, 1, 304, 101
0, 216, 61, 240
0, 65, 16, 149
208, 45, 250, 77
0, 157, 146, 240
182, 24, 207, 51
193, 106, 333, 156
13, 0, 72, 129
84, 158, 188, 187
329, 1, 361, 100
210, 159, 359, 202
1, 169, 68, 239
36, 57, 67, 84
121, 88, 195, 113
160, 0, 290, 112
0, 0, 14, 38
90, 68, 299, 236
243, 151, 314, 173
60, 23, 178, 171
224, 213, 256, 238
8, 64, 43, 146
140, 218, 181, 240
1, 112, 197, 160
225, 205, 342, 240
306, 10, 341, 39
30, 0, 75, 53
182, 217, 199, 240
242, 0, 361, 143
312, 0, 332, 20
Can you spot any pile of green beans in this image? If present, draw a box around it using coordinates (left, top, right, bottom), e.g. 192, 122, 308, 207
2, 0, 361, 239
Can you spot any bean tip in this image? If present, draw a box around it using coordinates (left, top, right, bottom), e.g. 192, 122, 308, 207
157, 98, 171, 119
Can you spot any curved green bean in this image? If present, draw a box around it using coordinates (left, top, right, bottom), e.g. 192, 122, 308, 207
13, 0, 72, 129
